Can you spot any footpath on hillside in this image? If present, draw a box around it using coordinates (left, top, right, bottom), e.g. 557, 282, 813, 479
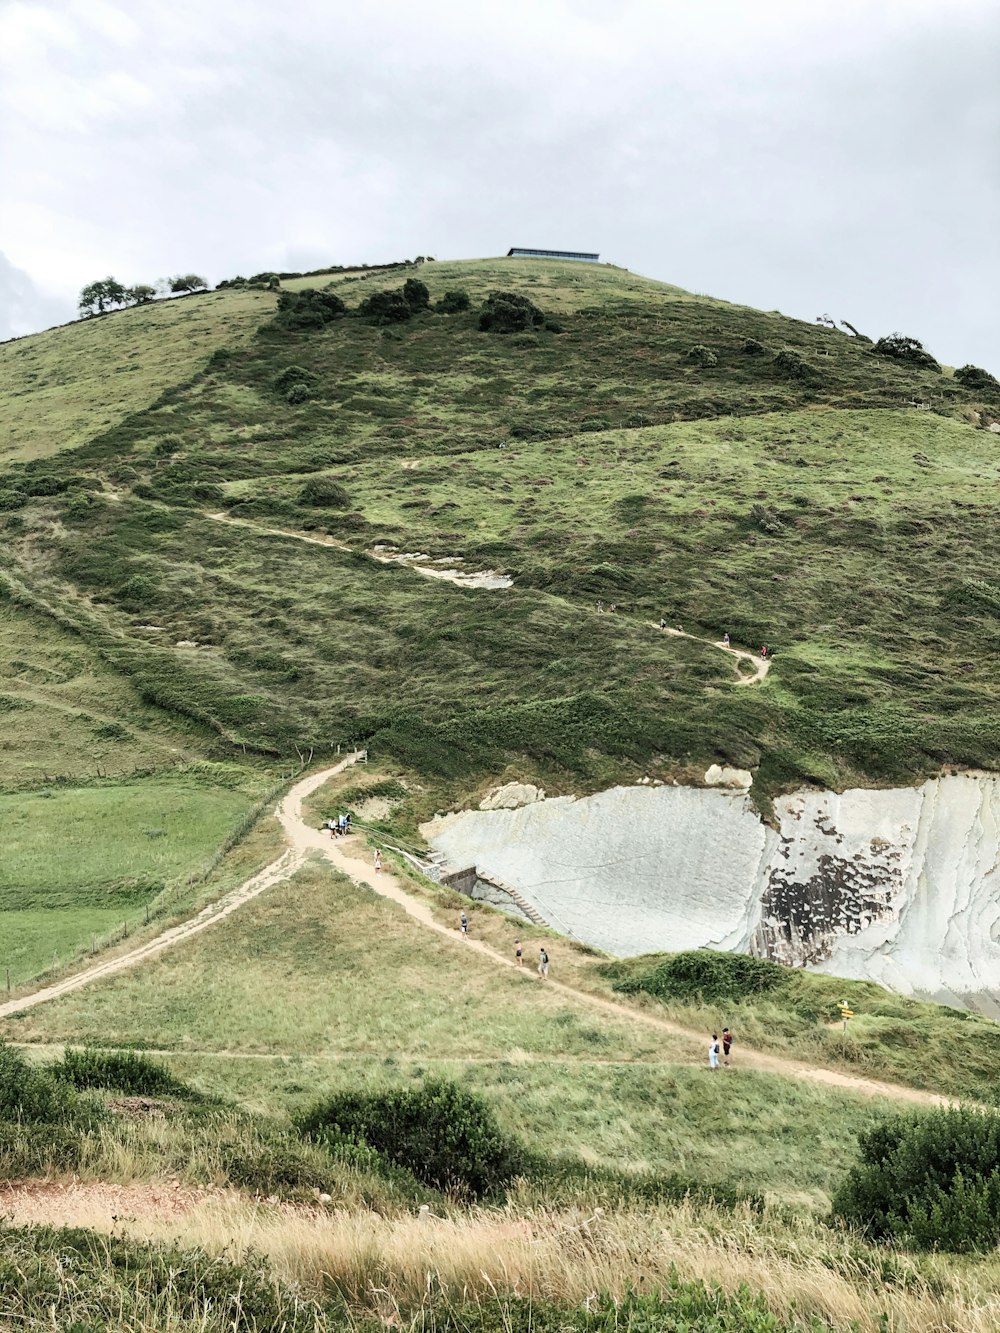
1, 759, 945, 1109
204, 510, 770, 684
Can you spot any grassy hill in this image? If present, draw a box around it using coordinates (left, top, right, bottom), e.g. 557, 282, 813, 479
3, 256, 998, 810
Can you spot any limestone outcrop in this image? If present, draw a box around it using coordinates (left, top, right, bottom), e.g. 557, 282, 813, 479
422, 774, 1000, 1014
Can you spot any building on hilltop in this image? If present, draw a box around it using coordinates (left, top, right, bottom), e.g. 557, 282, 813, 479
507, 247, 599, 262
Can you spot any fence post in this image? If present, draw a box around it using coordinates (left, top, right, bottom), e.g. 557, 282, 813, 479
5, 967, 9, 994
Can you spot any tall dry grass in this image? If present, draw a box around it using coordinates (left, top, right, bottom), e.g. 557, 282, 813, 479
48, 1192, 1000, 1333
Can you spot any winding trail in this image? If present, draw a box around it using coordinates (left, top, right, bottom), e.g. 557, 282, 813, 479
204, 512, 768, 681
657, 625, 771, 686
1, 756, 945, 1107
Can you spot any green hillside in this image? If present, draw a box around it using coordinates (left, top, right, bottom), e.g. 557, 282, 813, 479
2, 256, 998, 813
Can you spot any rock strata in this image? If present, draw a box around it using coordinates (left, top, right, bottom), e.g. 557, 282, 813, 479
423, 774, 1000, 1013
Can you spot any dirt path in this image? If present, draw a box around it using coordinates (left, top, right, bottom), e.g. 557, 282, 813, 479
0, 755, 363, 1021
205, 512, 511, 589
657, 625, 771, 686
2, 754, 943, 1107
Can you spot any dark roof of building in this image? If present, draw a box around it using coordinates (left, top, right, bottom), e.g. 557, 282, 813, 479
507, 247, 600, 261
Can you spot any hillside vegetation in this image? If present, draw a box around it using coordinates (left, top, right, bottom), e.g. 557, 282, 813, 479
2, 256, 998, 813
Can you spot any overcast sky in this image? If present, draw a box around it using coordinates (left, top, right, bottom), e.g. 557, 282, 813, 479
2, 0, 998, 369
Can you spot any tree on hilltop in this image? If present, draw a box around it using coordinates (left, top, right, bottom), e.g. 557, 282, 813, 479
169, 273, 208, 294
955, 364, 1000, 396
78, 276, 128, 317
125, 284, 156, 306
872, 333, 940, 370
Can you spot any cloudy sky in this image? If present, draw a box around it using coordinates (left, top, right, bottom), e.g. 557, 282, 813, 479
2, 0, 998, 368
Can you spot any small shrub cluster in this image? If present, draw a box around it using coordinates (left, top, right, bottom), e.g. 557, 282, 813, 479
54, 1046, 197, 1100
749, 502, 785, 535
742, 337, 767, 355
274, 287, 347, 330
478, 290, 546, 334
686, 344, 718, 368
435, 288, 471, 313
773, 349, 816, 381
298, 476, 350, 508
611, 950, 788, 1004
955, 363, 1000, 395
832, 1107, 1000, 1251
358, 279, 430, 324
273, 365, 320, 404
298, 1078, 526, 1199
872, 333, 940, 369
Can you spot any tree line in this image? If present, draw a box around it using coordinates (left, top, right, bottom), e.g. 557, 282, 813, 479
78, 273, 208, 318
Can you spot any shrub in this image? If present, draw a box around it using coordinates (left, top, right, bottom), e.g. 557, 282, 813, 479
298, 476, 350, 508
832, 1107, 1000, 1251
872, 333, 940, 369
275, 288, 346, 330
0, 1042, 100, 1130
402, 277, 430, 311
358, 289, 412, 324
686, 344, 718, 368
773, 348, 816, 380
54, 1047, 196, 1100
955, 364, 1000, 395
742, 337, 767, 355
478, 290, 546, 334
749, 502, 785, 535
0, 489, 26, 511
435, 288, 471, 313
273, 365, 319, 404
298, 1078, 526, 1198
611, 950, 788, 1004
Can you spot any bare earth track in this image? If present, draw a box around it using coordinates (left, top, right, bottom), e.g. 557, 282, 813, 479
2, 757, 943, 1107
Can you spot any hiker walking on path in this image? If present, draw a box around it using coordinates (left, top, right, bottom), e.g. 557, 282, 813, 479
722, 1027, 733, 1067
460, 910, 469, 937
708, 1033, 720, 1070
538, 946, 549, 979
515, 938, 523, 966
722, 633, 730, 647
760, 645, 768, 659
374, 849, 382, 874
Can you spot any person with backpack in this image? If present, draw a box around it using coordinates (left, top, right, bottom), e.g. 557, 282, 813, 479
460, 910, 469, 937
708, 1033, 720, 1071
538, 946, 549, 979
722, 1027, 733, 1066
515, 938, 523, 966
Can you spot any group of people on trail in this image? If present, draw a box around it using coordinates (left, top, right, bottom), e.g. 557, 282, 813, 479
324, 813, 352, 837
460, 918, 550, 977
707, 1028, 734, 1070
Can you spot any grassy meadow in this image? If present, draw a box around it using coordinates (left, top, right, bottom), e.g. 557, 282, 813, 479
0, 287, 273, 465
0, 775, 262, 984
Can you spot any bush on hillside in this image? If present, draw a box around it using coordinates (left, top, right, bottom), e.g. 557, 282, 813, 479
402, 277, 430, 311
435, 288, 471, 313
832, 1107, 1000, 1251
358, 288, 413, 324
54, 1047, 196, 1100
298, 1078, 526, 1198
686, 344, 718, 368
742, 337, 767, 355
749, 502, 785, 535
273, 365, 319, 404
611, 950, 788, 1004
955, 364, 1000, 395
0, 1042, 103, 1132
872, 333, 940, 370
773, 348, 817, 381
478, 290, 546, 334
298, 476, 350, 508
275, 288, 347, 330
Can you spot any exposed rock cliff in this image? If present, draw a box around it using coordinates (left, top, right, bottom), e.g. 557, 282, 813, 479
422, 774, 1000, 1014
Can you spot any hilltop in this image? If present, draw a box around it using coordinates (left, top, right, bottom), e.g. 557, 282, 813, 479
2, 256, 999, 805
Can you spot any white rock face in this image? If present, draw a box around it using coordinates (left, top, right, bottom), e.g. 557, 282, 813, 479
423, 774, 1000, 1013
479, 782, 545, 811
704, 764, 753, 790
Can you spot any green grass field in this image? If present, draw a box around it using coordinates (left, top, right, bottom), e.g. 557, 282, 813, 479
0, 287, 274, 465
4, 857, 900, 1204
0, 775, 260, 984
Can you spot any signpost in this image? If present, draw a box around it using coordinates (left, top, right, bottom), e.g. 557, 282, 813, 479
838, 999, 855, 1039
